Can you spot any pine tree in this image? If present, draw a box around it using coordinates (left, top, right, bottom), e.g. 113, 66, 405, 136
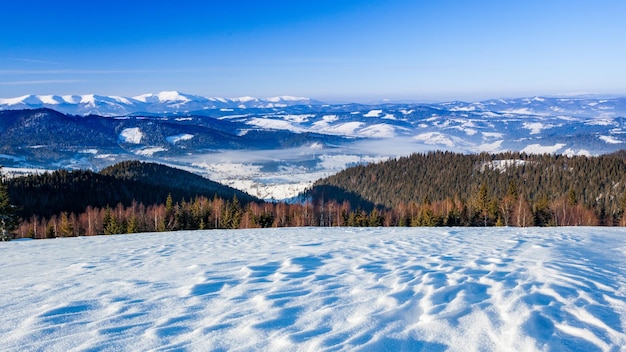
0, 177, 18, 240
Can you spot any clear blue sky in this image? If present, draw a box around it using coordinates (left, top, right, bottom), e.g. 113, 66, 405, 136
1, 0, 625, 102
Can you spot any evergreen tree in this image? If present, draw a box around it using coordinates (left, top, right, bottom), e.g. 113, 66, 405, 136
0, 177, 18, 240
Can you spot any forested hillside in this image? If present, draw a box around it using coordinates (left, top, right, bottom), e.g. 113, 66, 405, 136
6, 161, 257, 218
307, 151, 626, 226
6, 151, 626, 240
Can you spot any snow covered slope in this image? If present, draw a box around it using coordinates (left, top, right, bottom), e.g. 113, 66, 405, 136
1, 227, 624, 351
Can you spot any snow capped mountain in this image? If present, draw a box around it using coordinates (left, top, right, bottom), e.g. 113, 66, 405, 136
0, 91, 323, 116
133, 91, 197, 103
2, 93, 626, 200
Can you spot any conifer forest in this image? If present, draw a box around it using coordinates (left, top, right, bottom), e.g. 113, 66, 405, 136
3, 150, 626, 239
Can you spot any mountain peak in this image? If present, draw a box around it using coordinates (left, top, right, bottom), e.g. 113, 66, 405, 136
0, 91, 321, 115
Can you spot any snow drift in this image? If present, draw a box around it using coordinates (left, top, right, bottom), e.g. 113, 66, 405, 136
1, 227, 625, 351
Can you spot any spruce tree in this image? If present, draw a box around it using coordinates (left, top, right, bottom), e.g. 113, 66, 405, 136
0, 177, 18, 240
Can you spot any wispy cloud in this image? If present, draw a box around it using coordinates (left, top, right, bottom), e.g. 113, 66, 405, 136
7, 58, 61, 65
0, 79, 84, 86
0, 68, 218, 75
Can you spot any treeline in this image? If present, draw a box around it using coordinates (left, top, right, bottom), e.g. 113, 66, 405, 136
7, 151, 626, 240
307, 150, 626, 225
13, 195, 323, 239
11, 185, 618, 239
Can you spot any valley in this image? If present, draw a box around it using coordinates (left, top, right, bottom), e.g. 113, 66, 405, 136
2, 93, 626, 200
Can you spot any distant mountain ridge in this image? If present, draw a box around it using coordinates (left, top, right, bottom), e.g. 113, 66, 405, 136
0, 91, 323, 116
2, 93, 626, 200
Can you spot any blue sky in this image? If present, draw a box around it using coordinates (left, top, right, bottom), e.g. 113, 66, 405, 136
1, 0, 625, 102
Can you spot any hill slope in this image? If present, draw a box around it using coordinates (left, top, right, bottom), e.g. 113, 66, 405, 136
6, 161, 258, 218
306, 151, 626, 217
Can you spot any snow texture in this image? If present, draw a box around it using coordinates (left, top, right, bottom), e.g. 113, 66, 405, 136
119, 128, 143, 144
1, 227, 625, 351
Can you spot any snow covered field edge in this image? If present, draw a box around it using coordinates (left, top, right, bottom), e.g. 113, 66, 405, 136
1, 227, 625, 351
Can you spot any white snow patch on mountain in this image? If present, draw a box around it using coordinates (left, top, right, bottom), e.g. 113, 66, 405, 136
192, 162, 262, 179
80, 149, 98, 154
158, 91, 190, 102
0, 95, 28, 105
523, 122, 551, 134
166, 134, 194, 144
363, 109, 383, 117
482, 132, 504, 139
120, 127, 143, 144
599, 135, 622, 144
38, 95, 60, 105
135, 147, 167, 156
60, 95, 79, 104
476, 140, 504, 153
587, 119, 617, 126
522, 143, 566, 154
414, 132, 455, 147
277, 114, 315, 123
358, 124, 396, 138
314, 122, 364, 136
564, 148, 592, 157
80, 94, 96, 106
480, 158, 526, 172
266, 96, 309, 102
247, 118, 303, 133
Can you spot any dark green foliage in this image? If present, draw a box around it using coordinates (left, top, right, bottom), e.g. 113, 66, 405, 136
307, 150, 626, 225
0, 177, 18, 240
7, 161, 258, 219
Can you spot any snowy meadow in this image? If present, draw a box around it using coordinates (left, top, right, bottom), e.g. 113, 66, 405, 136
1, 227, 625, 351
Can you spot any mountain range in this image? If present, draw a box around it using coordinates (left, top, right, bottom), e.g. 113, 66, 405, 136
0, 91, 322, 116
1, 92, 626, 200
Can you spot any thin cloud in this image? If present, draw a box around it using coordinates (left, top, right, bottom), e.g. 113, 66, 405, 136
0, 79, 84, 85
0, 68, 226, 75
7, 58, 61, 65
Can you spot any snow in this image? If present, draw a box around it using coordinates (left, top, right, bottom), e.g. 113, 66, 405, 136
157, 91, 190, 103
480, 159, 526, 172
0, 95, 33, 105
476, 140, 504, 153
357, 124, 396, 138
363, 110, 383, 118
523, 122, 551, 135
522, 143, 566, 154
166, 134, 194, 144
600, 135, 622, 144
38, 95, 60, 105
1, 227, 624, 351
564, 148, 592, 157
134, 91, 191, 103
313, 122, 364, 136
119, 127, 143, 144
482, 132, 504, 139
266, 96, 309, 103
80, 94, 96, 106
276, 114, 315, 123
414, 132, 456, 147
135, 147, 167, 156
235, 96, 258, 103
247, 118, 304, 133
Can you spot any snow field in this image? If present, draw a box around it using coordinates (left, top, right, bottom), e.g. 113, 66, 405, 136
0, 228, 625, 351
